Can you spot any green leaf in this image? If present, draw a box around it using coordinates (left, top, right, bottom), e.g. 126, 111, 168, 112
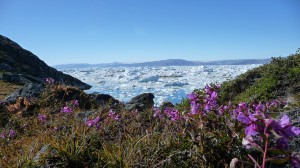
267, 147, 286, 155
267, 156, 290, 164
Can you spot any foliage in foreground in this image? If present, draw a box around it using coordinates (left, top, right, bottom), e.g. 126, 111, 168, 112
0, 80, 300, 168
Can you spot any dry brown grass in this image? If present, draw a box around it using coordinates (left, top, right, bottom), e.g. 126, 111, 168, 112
0, 80, 22, 100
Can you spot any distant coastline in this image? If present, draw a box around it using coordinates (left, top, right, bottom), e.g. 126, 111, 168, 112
53, 58, 271, 69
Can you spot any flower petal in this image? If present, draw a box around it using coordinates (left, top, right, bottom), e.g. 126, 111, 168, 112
237, 113, 251, 124
280, 115, 290, 127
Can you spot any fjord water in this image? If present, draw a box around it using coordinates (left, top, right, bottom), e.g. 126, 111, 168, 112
60, 65, 260, 105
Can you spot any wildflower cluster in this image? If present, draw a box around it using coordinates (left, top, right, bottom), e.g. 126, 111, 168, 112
187, 84, 220, 116
86, 116, 101, 129
107, 109, 120, 121
0, 129, 16, 139
2, 78, 300, 167
45, 78, 55, 85
238, 112, 300, 167
85, 109, 120, 129
153, 106, 181, 121
61, 99, 79, 114
154, 83, 300, 167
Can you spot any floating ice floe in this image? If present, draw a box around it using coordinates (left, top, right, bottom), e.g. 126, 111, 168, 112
140, 75, 160, 83
164, 82, 189, 87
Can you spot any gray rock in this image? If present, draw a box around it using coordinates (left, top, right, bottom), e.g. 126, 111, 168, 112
125, 93, 154, 112
4, 83, 44, 102
76, 111, 95, 121
161, 101, 175, 109
90, 93, 122, 107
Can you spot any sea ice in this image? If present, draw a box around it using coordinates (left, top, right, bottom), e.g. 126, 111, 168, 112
59, 65, 261, 105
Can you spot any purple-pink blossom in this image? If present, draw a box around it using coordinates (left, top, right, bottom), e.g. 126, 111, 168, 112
271, 115, 300, 138
61, 106, 73, 114
164, 107, 181, 121
9, 129, 16, 138
210, 91, 218, 100
38, 114, 46, 122
108, 109, 120, 121
86, 116, 100, 128
291, 153, 300, 168
204, 104, 211, 112
45, 78, 55, 84
153, 107, 163, 118
237, 112, 262, 136
253, 103, 265, 113
0, 132, 6, 139
205, 84, 213, 94
73, 100, 79, 107
0, 130, 14, 139
190, 101, 200, 115
187, 92, 198, 102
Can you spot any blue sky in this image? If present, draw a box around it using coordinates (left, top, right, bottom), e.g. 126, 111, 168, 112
0, 0, 299, 65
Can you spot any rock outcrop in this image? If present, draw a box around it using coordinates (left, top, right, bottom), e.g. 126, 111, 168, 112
0, 35, 91, 90
4, 83, 43, 102
89, 93, 122, 107
125, 93, 154, 111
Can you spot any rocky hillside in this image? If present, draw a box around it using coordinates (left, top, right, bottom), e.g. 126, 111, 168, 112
0, 35, 91, 91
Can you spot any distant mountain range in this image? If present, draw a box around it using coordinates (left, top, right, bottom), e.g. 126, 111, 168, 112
54, 58, 271, 69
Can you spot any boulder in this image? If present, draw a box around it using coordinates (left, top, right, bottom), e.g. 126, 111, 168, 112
125, 93, 154, 111
89, 93, 122, 107
4, 83, 44, 103
161, 101, 175, 109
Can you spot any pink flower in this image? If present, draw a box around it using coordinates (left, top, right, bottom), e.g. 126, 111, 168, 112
73, 100, 79, 107
210, 91, 218, 99
190, 102, 200, 115
164, 107, 181, 121
187, 92, 198, 102
153, 107, 162, 118
9, 130, 16, 138
291, 152, 300, 168
204, 104, 211, 112
271, 115, 300, 138
108, 109, 120, 121
114, 115, 120, 121
45, 78, 55, 84
237, 112, 261, 136
38, 114, 46, 122
205, 84, 212, 94
108, 109, 115, 117
61, 106, 73, 113
86, 116, 100, 128
0, 132, 6, 139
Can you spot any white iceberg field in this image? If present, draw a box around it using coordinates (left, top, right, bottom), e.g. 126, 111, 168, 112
60, 65, 260, 105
